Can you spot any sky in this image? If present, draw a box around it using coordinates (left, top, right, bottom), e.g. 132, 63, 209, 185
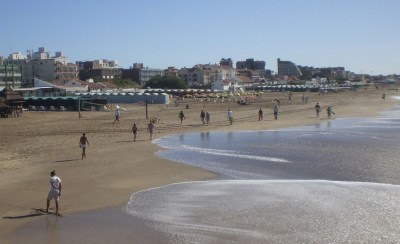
1, 0, 399, 75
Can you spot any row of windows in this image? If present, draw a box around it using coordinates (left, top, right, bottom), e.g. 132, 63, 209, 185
0, 71, 22, 75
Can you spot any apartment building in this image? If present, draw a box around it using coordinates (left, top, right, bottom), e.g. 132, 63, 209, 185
178, 66, 205, 87
220, 58, 233, 68
277, 58, 302, 77
77, 59, 122, 81
0, 63, 22, 88
121, 63, 164, 86
164, 67, 179, 77
236, 58, 265, 70
5, 48, 78, 87
178, 64, 236, 87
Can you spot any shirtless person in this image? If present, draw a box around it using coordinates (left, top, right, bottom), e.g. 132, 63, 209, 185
315, 103, 321, 118
147, 121, 155, 140
79, 133, 90, 159
46, 170, 62, 216
132, 123, 138, 141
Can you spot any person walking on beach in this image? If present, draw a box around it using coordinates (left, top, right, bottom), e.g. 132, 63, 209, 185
79, 133, 90, 159
327, 106, 335, 118
200, 110, 206, 125
273, 105, 279, 120
179, 110, 185, 125
46, 170, 62, 216
113, 108, 121, 124
258, 108, 264, 121
315, 103, 321, 118
227, 108, 234, 125
205, 111, 211, 125
382, 93, 386, 100
147, 121, 155, 140
132, 123, 138, 141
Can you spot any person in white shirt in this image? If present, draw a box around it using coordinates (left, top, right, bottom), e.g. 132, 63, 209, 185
113, 108, 121, 124
46, 170, 62, 216
227, 109, 234, 125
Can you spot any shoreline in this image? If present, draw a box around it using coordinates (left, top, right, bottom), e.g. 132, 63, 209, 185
1, 88, 398, 241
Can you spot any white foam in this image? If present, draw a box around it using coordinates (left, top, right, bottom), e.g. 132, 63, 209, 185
179, 145, 290, 163
127, 180, 400, 243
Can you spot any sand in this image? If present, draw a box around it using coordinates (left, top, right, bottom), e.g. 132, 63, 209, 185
0, 86, 398, 242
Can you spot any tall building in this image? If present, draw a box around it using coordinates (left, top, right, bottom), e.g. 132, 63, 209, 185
236, 58, 265, 70
277, 58, 302, 77
5, 48, 78, 87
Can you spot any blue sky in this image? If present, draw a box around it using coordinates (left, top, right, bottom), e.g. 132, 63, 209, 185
1, 0, 399, 75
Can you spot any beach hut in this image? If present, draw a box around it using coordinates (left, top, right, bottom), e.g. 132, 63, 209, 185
0, 97, 10, 118
0, 87, 24, 117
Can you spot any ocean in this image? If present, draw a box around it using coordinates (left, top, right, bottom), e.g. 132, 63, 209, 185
13, 103, 400, 243
125, 105, 400, 243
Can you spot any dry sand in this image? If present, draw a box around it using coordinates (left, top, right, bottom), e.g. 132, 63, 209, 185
0, 87, 398, 241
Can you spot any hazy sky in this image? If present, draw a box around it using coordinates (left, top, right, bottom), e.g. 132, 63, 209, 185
1, 0, 399, 75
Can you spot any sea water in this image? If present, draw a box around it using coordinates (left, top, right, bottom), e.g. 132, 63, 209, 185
126, 106, 400, 243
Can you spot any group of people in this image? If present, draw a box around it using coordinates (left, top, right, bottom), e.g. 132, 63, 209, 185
131, 121, 155, 141
257, 102, 333, 121
47, 99, 341, 215
178, 110, 212, 125
315, 102, 335, 118
258, 105, 279, 120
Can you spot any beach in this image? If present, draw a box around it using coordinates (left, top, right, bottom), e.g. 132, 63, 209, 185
0, 87, 398, 242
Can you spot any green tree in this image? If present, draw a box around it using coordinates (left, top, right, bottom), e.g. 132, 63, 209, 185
112, 78, 140, 88
144, 75, 186, 89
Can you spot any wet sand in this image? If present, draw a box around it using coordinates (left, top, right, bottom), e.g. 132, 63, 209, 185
0, 87, 398, 242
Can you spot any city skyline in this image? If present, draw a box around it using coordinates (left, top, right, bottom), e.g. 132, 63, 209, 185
1, 0, 399, 75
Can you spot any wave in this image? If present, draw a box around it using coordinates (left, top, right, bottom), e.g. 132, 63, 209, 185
178, 145, 291, 163
126, 180, 400, 243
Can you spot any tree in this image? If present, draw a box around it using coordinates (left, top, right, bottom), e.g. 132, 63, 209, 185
112, 78, 140, 88
144, 75, 186, 89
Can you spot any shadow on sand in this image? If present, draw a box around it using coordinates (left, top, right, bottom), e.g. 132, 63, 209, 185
116, 139, 149, 143
54, 159, 80, 163
3, 209, 49, 219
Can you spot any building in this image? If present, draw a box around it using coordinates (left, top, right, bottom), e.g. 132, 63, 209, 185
122, 63, 164, 86
140, 68, 164, 86
220, 58, 233, 68
164, 67, 179, 77
211, 77, 244, 91
298, 65, 346, 80
277, 58, 302, 77
5, 48, 78, 87
236, 58, 265, 70
178, 66, 204, 87
0, 63, 22, 88
77, 59, 122, 81
178, 64, 236, 87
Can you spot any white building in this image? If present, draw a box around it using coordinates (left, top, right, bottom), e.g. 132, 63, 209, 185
211, 77, 244, 91
178, 64, 236, 87
140, 68, 164, 86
